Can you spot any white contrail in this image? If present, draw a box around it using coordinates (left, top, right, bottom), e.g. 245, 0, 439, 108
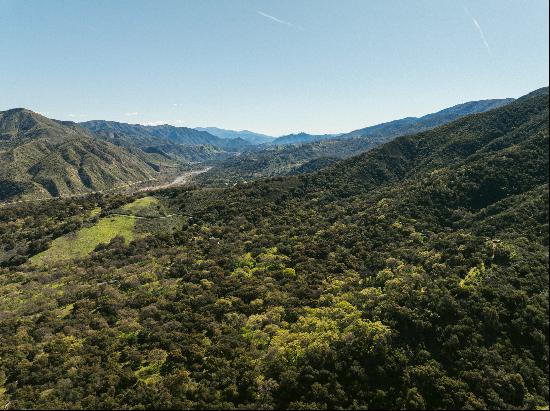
257, 10, 305, 31
464, 6, 491, 55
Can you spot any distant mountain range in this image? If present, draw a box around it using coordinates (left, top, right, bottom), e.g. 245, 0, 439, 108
0, 95, 519, 202
84, 97, 515, 152
197, 97, 516, 184
338, 98, 515, 140
215, 98, 513, 148
82, 121, 251, 152
194, 128, 341, 146
269, 132, 342, 145
194, 127, 274, 144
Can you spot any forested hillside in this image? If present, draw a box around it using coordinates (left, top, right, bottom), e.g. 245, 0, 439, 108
197, 97, 515, 185
0, 109, 161, 202
0, 89, 547, 409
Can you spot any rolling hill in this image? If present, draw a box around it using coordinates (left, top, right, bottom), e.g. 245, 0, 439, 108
0, 109, 160, 201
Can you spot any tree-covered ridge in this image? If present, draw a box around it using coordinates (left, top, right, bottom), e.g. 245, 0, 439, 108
196, 96, 518, 186
0, 89, 547, 409
310, 88, 548, 194
337, 97, 515, 140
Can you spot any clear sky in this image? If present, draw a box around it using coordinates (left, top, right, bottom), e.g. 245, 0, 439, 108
0, 0, 548, 136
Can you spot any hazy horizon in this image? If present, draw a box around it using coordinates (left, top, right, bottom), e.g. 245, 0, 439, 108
8, 86, 539, 138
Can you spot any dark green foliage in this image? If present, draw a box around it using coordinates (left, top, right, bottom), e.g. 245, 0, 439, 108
287, 157, 340, 175
0, 90, 547, 409
199, 97, 516, 186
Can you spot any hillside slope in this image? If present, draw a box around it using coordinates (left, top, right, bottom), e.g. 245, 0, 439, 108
0, 88, 547, 409
198, 97, 515, 184
0, 109, 159, 201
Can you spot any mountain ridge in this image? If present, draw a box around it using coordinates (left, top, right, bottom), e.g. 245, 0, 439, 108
196, 96, 518, 185
194, 127, 274, 144
0, 110, 161, 201
338, 97, 515, 140
81, 120, 251, 151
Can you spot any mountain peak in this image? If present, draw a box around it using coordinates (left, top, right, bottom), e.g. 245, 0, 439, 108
0, 108, 53, 137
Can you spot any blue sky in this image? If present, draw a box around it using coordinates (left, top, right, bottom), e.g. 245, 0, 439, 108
0, 0, 548, 135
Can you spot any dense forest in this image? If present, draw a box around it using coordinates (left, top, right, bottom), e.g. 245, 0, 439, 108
0, 89, 548, 409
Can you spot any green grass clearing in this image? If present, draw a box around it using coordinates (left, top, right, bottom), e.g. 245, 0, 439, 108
121, 196, 160, 214
30, 215, 136, 266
